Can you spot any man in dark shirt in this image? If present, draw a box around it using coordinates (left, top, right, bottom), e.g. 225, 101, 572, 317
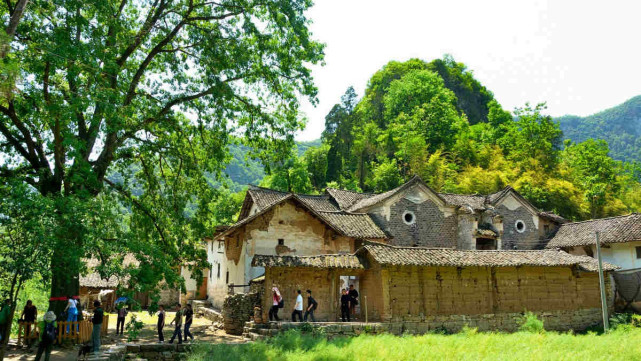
340, 289, 351, 322
21, 300, 37, 346
349, 285, 359, 316
157, 305, 165, 343
91, 301, 104, 353
183, 304, 194, 342
304, 290, 317, 322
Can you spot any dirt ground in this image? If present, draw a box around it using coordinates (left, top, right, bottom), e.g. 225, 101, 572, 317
4, 312, 244, 361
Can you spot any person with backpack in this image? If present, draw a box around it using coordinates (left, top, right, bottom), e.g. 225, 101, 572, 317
168, 303, 183, 344
183, 304, 194, 343
0, 299, 11, 343
268, 287, 282, 321
64, 296, 79, 333
116, 304, 128, 336
35, 311, 57, 361
91, 301, 104, 353
304, 290, 317, 322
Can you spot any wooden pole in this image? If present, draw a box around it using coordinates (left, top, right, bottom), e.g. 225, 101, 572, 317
595, 231, 610, 332
364, 295, 368, 323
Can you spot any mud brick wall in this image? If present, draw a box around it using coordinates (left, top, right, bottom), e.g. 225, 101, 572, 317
223, 292, 260, 335
383, 265, 609, 321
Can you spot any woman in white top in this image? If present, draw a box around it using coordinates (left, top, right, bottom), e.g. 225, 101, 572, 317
64, 296, 79, 333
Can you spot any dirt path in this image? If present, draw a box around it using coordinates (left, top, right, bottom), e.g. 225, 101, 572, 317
4, 313, 243, 361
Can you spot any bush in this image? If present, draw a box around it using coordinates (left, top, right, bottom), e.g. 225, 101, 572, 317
519, 312, 545, 333
126, 314, 144, 341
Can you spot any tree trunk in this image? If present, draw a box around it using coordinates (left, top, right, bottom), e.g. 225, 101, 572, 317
49, 246, 81, 320
0, 304, 16, 361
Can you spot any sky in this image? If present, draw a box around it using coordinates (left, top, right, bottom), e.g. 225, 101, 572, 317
295, 0, 641, 141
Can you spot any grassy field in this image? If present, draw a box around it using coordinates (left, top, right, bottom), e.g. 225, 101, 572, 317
188, 326, 641, 361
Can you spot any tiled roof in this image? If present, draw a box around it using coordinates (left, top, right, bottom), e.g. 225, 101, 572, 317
438, 193, 487, 211
297, 194, 340, 211
79, 255, 139, 288
247, 186, 289, 210
216, 194, 388, 240
325, 188, 372, 210
252, 254, 364, 269
546, 214, 641, 249
539, 211, 568, 224
347, 176, 446, 212
316, 211, 387, 239
360, 242, 618, 272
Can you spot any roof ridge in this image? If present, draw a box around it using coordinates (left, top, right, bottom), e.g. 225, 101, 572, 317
326, 188, 373, 196
438, 192, 486, 197
248, 184, 291, 194
561, 213, 639, 226
255, 253, 354, 259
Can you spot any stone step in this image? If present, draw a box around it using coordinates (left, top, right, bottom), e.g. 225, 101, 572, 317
245, 332, 265, 341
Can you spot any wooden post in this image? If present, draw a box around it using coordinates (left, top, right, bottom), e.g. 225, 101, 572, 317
595, 231, 610, 332
364, 295, 368, 323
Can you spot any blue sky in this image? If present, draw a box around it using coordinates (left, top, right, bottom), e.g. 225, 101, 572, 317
296, 0, 641, 141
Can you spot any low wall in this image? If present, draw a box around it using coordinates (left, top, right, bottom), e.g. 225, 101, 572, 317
248, 308, 604, 337
223, 292, 260, 335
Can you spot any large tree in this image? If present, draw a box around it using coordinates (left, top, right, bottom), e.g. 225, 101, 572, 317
0, 0, 323, 314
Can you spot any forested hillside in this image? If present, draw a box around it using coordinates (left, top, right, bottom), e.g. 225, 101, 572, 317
257, 56, 641, 221
556, 96, 641, 163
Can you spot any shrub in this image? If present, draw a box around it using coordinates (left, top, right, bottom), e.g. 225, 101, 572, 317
519, 312, 545, 333
126, 314, 144, 341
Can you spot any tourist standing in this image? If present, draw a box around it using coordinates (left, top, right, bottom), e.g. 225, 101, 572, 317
268, 287, 282, 321
168, 304, 183, 344
349, 285, 359, 316
303, 290, 317, 322
116, 304, 128, 336
291, 290, 303, 322
340, 289, 351, 322
183, 304, 194, 343
34, 311, 57, 361
20, 300, 37, 346
157, 305, 166, 343
91, 301, 104, 353
0, 299, 11, 342
64, 296, 79, 333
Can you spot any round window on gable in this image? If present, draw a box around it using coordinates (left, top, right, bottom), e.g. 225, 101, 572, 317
403, 211, 416, 225
515, 220, 526, 233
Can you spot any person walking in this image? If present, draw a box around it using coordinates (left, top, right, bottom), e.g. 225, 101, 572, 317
183, 304, 194, 343
64, 296, 79, 333
168, 304, 183, 344
303, 290, 317, 322
348, 285, 359, 316
291, 290, 303, 322
0, 299, 12, 343
268, 287, 282, 321
91, 301, 104, 353
116, 304, 128, 336
34, 311, 57, 361
157, 305, 166, 343
20, 300, 38, 346
340, 289, 351, 322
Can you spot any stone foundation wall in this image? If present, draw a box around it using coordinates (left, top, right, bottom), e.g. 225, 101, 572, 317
223, 292, 260, 335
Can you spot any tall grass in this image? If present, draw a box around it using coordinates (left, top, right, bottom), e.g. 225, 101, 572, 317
189, 327, 641, 361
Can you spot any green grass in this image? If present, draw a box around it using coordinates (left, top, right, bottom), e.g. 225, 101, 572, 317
189, 327, 641, 361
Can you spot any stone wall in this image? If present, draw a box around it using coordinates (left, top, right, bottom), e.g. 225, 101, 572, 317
382, 198, 457, 248
223, 292, 260, 335
496, 203, 540, 250
382, 265, 611, 321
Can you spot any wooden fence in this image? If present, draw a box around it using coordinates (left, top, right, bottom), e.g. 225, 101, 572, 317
17, 315, 109, 347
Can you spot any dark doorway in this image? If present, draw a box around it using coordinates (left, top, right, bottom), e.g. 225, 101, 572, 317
476, 238, 497, 250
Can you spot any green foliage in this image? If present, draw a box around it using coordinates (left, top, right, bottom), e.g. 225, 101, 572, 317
518, 312, 545, 333
125, 314, 144, 342
370, 159, 403, 192
557, 95, 641, 164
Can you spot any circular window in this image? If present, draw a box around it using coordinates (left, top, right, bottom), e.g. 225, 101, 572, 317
403, 211, 416, 225
515, 220, 526, 233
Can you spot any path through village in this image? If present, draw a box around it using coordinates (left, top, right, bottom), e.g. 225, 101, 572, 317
4, 312, 243, 361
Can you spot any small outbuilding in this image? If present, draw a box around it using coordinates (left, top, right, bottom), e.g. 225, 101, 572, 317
253, 242, 617, 332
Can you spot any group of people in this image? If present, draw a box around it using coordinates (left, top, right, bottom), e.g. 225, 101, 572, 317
267, 284, 359, 323
157, 303, 194, 344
